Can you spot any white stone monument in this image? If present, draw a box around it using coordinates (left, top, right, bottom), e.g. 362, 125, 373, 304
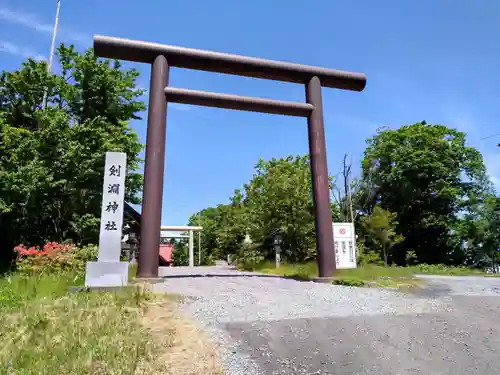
333, 222, 357, 269
85, 152, 129, 287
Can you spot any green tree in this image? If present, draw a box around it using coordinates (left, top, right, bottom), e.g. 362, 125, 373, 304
188, 198, 248, 262
361, 122, 489, 265
189, 155, 342, 265
171, 239, 189, 266
240, 155, 342, 262
360, 206, 403, 265
481, 196, 500, 271
0, 44, 144, 271
188, 207, 222, 263
242, 156, 317, 262
454, 195, 500, 270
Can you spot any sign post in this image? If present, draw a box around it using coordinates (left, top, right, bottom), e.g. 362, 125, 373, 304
333, 223, 357, 269
85, 152, 130, 287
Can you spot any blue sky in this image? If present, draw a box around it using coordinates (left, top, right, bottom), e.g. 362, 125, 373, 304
1, 0, 500, 226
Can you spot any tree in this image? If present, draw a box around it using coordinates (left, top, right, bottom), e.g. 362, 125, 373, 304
188, 201, 246, 263
331, 152, 376, 223
188, 207, 223, 261
361, 122, 489, 265
0, 44, 144, 271
189, 155, 339, 264
482, 196, 500, 271
242, 156, 318, 262
454, 195, 500, 270
331, 153, 354, 222
360, 206, 403, 265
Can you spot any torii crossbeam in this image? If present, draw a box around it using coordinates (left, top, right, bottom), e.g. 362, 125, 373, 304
93, 34, 367, 279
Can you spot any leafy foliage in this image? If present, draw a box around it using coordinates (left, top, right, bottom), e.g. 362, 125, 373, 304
453, 195, 500, 270
332, 278, 365, 287
234, 242, 265, 270
171, 241, 189, 266
0, 44, 144, 271
2, 44, 499, 274
361, 122, 490, 265
14, 242, 98, 275
188, 203, 246, 262
190, 122, 498, 272
189, 155, 336, 265
356, 241, 383, 266
243, 156, 320, 262
360, 206, 404, 265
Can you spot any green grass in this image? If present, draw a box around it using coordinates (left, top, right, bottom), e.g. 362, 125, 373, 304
0, 271, 160, 374
409, 263, 487, 276
129, 263, 138, 279
246, 261, 417, 288
0, 272, 84, 312
0, 269, 222, 375
244, 261, 492, 289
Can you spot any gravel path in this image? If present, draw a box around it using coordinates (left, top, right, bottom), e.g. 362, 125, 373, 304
153, 266, 500, 375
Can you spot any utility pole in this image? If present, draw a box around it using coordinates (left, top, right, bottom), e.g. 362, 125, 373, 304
42, 0, 61, 112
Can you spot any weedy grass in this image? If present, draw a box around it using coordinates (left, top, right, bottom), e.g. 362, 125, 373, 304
244, 261, 489, 289
0, 271, 222, 375
409, 263, 487, 276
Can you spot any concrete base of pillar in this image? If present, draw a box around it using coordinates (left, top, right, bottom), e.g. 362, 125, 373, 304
85, 261, 129, 287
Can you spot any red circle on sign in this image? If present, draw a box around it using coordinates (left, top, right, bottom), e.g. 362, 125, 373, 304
339, 228, 346, 235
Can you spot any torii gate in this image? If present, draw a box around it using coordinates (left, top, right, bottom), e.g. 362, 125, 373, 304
93, 34, 366, 280
160, 225, 202, 267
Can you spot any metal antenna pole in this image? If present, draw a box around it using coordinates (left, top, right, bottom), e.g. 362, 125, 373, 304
42, 0, 61, 112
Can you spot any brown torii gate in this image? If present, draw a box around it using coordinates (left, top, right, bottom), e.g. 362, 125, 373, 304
94, 35, 367, 279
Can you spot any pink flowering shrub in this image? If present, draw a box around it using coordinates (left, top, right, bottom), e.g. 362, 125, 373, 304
14, 242, 97, 274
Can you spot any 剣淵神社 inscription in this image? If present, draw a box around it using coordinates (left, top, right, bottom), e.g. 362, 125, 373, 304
98, 152, 127, 261
85, 152, 129, 288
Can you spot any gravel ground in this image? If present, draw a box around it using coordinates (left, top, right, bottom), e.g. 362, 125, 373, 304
153, 267, 500, 375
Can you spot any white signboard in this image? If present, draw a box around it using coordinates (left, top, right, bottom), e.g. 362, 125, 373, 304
98, 152, 127, 262
333, 222, 357, 269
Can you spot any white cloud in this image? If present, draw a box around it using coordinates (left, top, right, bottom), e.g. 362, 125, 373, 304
0, 40, 45, 61
0, 6, 89, 45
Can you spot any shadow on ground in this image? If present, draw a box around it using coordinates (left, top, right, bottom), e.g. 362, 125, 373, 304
225, 295, 500, 375
159, 273, 313, 282
404, 283, 452, 298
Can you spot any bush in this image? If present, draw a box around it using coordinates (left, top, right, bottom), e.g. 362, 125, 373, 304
333, 278, 365, 287
172, 241, 189, 266
170, 240, 216, 266
406, 250, 418, 265
356, 242, 384, 266
234, 242, 265, 271
74, 244, 99, 265
286, 271, 313, 281
13, 242, 98, 275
